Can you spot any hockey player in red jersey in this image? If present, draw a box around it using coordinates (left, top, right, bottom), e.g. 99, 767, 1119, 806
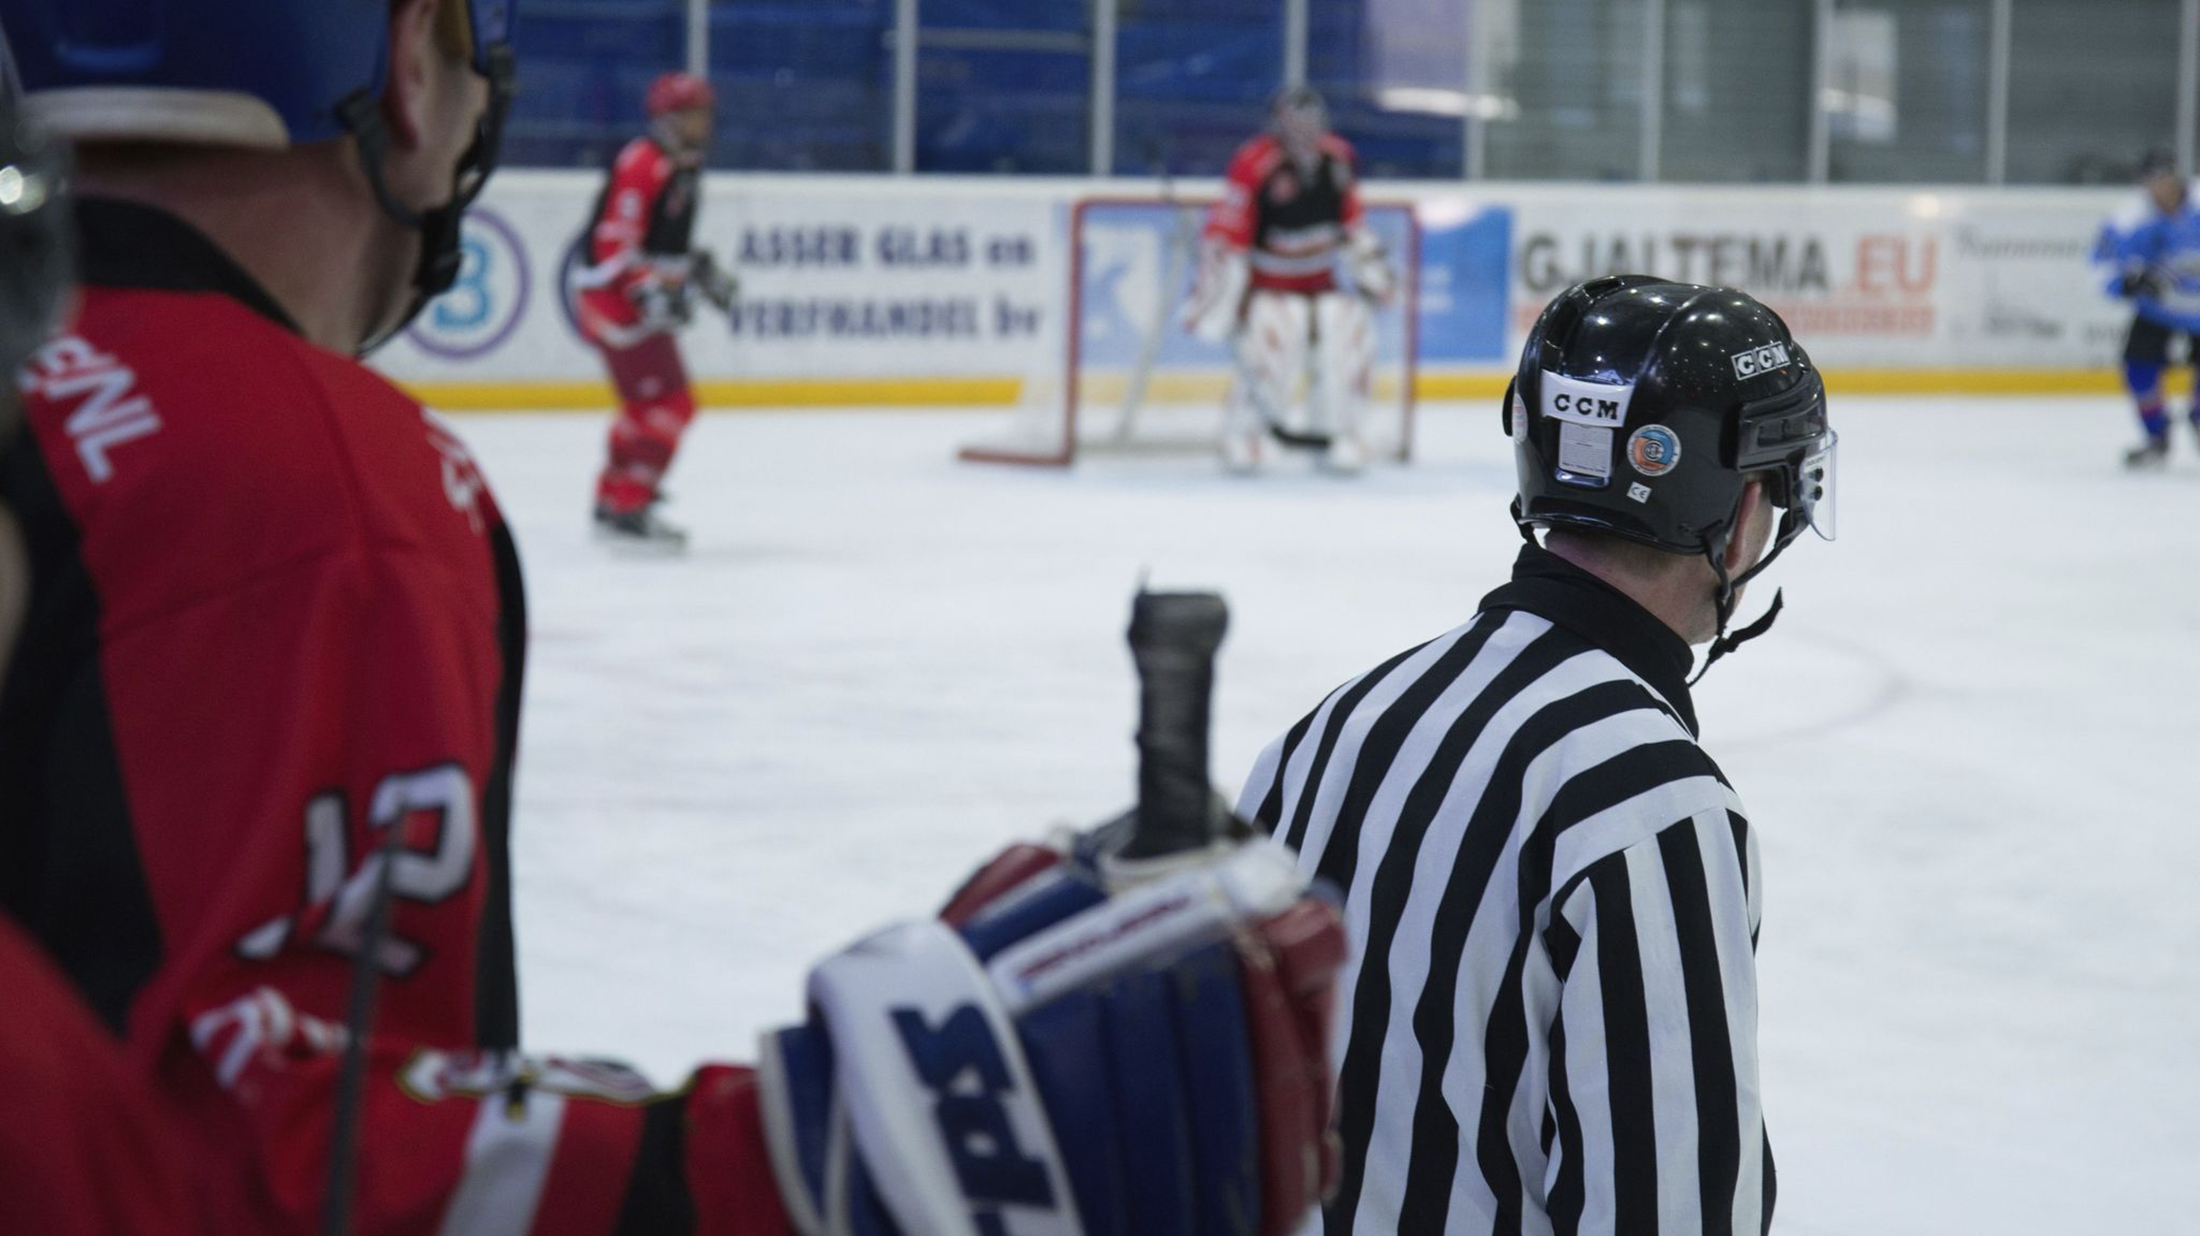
1182, 87, 1396, 475
0, 4, 1350, 1234
572, 70, 736, 550
0, 69, 266, 1236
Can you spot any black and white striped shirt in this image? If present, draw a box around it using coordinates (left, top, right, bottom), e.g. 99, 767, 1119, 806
1239, 546, 1774, 1236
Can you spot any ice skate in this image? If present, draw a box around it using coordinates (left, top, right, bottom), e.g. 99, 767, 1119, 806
1220, 428, 1264, 475
1320, 431, 1366, 476
593, 501, 689, 552
2124, 435, 2170, 470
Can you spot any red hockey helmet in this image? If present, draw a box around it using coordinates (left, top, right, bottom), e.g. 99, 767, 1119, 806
647, 71, 716, 118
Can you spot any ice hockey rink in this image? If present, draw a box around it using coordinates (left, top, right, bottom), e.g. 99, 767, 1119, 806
449, 392, 2195, 1236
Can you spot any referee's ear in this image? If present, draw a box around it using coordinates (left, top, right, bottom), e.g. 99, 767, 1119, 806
1723, 477, 1778, 578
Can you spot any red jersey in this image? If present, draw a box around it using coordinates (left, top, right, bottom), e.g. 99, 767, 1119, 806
0, 917, 264, 1236
575, 135, 703, 345
1204, 132, 1365, 294
0, 200, 786, 1236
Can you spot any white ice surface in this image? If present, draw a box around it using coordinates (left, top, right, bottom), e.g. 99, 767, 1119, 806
452, 396, 2198, 1235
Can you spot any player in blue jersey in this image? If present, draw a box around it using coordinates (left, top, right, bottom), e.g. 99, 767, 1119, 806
2105, 151, 2200, 468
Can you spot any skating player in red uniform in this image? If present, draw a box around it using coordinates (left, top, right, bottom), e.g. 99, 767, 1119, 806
1182, 87, 1396, 475
0, 3, 1350, 1233
572, 70, 735, 550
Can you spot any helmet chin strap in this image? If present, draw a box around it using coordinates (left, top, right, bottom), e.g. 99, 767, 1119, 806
1689, 507, 1804, 685
336, 91, 472, 355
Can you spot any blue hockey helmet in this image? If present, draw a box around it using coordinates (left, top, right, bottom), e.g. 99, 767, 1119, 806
1, 0, 514, 149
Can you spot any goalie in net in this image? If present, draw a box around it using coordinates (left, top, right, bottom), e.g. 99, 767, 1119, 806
1183, 86, 1398, 474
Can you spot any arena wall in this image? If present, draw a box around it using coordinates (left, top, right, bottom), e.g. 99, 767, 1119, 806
374, 171, 2143, 410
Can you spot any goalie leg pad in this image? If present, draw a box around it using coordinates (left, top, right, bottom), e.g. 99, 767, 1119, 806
1312, 292, 1376, 440
1232, 292, 1314, 435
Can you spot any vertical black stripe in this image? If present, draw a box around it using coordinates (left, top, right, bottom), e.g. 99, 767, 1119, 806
473, 522, 527, 1050
1470, 934, 1536, 1236
1546, 1009, 1586, 1236
1309, 617, 1503, 900
1590, 858, 1658, 1234
1515, 739, 1720, 937
1396, 678, 1674, 1228
1727, 811, 1750, 900
1280, 638, 1433, 852
1325, 624, 1575, 1233
1761, 1126, 1777, 1234
0, 439, 163, 1033
613, 1095, 698, 1236
1253, 704, 1322, 833
1658, 823, 1739, 1236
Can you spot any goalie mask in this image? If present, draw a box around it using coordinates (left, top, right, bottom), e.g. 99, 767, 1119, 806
1504, 276, 1837, 670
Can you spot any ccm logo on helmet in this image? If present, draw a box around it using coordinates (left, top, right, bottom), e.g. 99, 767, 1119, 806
1732, 342, 1792, 379
1551, 392, 1622, 421
1540, 370, 1636, 427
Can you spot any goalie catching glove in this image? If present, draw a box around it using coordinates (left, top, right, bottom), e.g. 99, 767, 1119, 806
758, 835, 1345, 1236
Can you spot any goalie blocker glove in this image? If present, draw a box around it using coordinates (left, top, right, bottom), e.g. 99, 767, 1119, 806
758, 838, 1346, 1236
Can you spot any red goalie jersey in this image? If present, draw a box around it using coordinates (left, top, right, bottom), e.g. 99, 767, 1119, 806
0, 199, 786, 1236
1204, 131, 1366, 296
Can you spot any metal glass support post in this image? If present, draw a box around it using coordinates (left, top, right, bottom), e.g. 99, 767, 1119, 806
686, 0, 708, 77
1285, 0, 1309, 89
1807, 0, 1833, 183
1641, 0, 1665, 180
1986, 0, 2010, 184
1464, 1, 1484, 179
1091, 0, 1118, 175
2179, 0, 2199, 176
893, 0, 919, 173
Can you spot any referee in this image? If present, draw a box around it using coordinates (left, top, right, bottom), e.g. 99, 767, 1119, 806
1240, 277, 1836, 1235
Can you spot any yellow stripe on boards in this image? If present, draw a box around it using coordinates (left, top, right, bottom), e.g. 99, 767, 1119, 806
403, 368, 2169, 413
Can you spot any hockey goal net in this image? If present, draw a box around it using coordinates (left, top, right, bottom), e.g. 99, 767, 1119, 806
959, 197, 1420, 467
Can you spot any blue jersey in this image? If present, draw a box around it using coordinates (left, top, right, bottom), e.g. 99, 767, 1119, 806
2105, 193, 2200, 331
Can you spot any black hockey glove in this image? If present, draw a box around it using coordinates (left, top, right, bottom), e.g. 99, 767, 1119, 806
2117, 266, 2167, 301
692, 249, 738, 314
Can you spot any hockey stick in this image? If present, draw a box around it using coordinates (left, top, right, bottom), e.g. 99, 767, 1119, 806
321, 819, 406, 1236
1119, 589, 1235, 859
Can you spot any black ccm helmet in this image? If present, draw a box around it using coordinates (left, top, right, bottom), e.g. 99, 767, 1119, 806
1505, 276, 1836, 666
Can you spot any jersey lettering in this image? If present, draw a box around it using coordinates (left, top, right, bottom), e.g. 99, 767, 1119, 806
21, 335, 162, 484
237, 764, 477, 978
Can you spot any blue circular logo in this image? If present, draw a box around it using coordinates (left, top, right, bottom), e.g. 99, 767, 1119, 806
407, 207, 532, 361
1627, 424, 1682, 477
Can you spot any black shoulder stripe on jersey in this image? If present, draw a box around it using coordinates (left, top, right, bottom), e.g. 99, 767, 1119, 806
1253, 700, 1323, 833
0, 439, 165, 1034
1728, 810, 1751, 900
1516, 738, 1721, 935
613, 1095, 698, 1236
1391, 675, 1672, 1228
1659, 822, 1741, 1236
1309, 617, 1502, 898
1590, 853, 1661, 1227
1546, 1008, 1588, 1236
1323, 622, 1575, 1233
473, 522, 527, 1051
1279, 636, 1437, 852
